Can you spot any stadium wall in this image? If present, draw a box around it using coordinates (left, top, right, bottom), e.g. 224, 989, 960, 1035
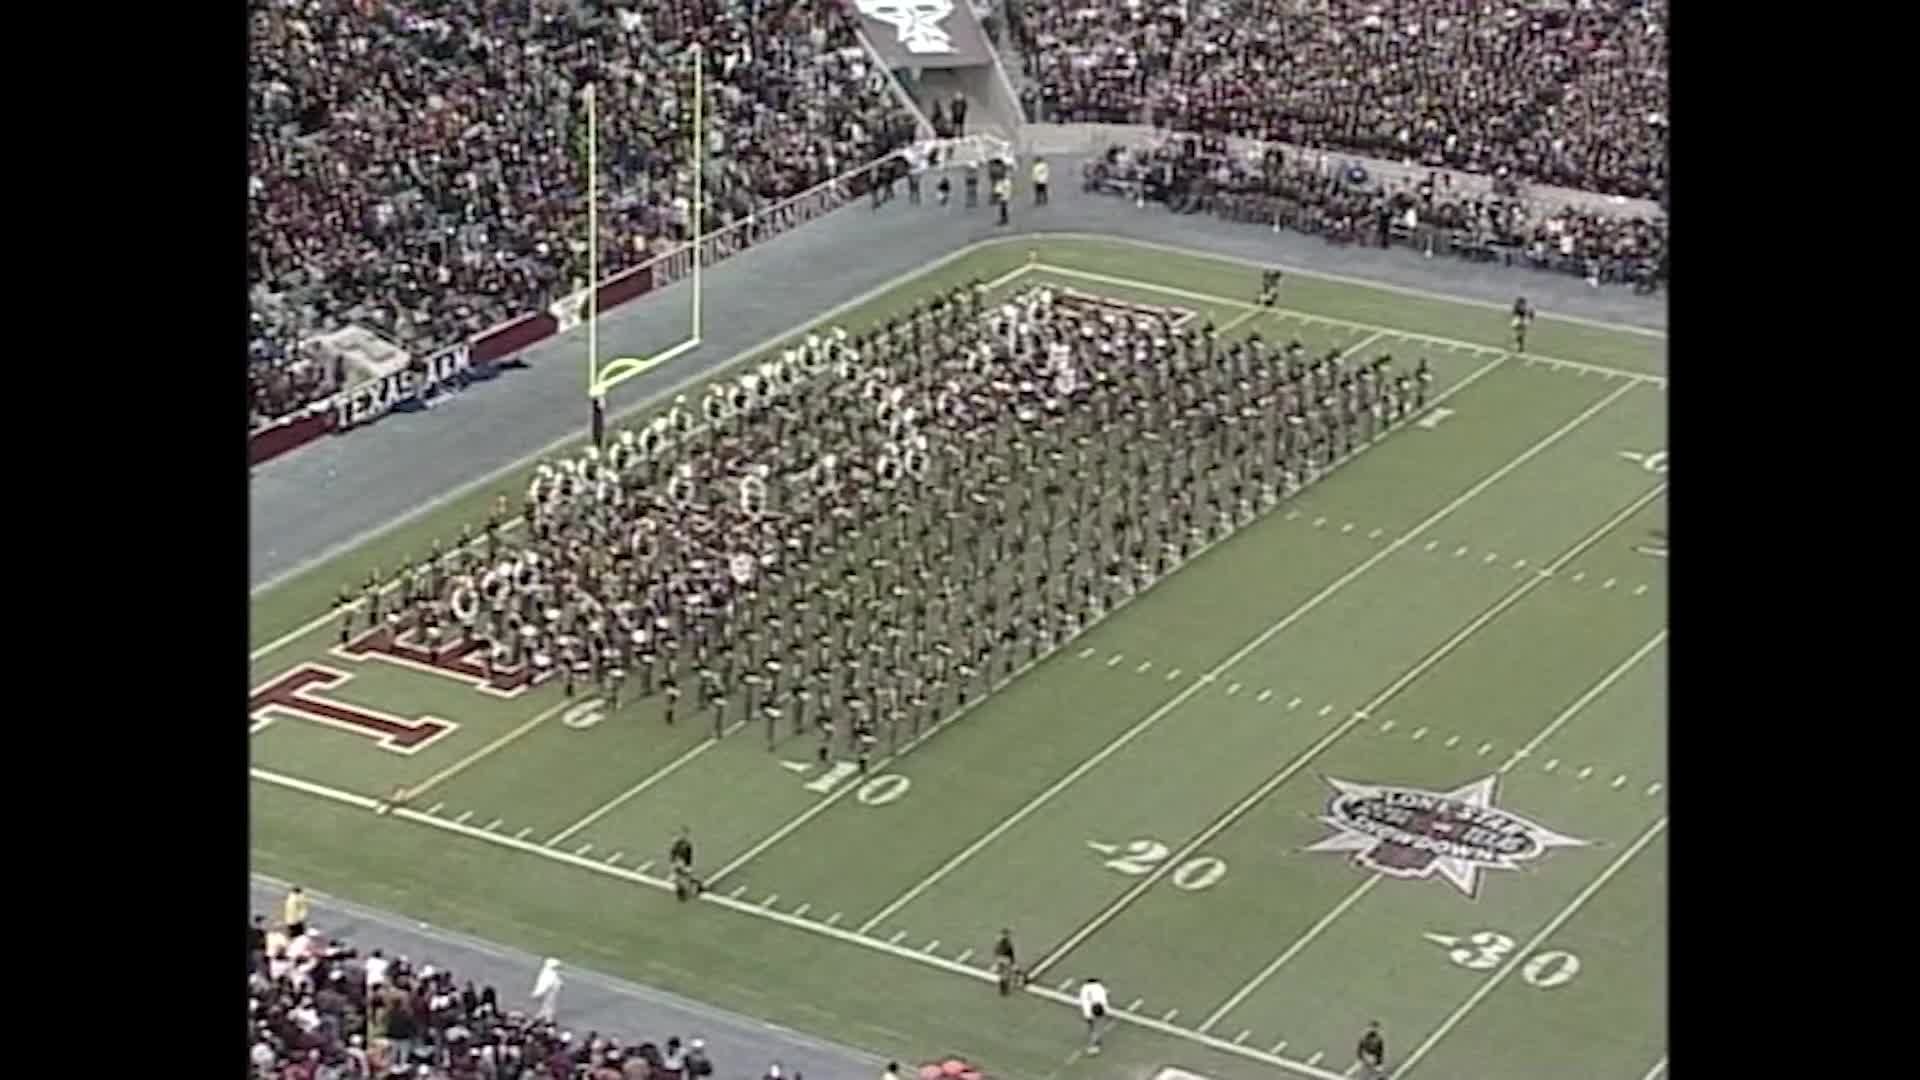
248, 152, 900, 467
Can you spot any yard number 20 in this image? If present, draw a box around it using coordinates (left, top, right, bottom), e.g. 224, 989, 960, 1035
1092, 838, 1228, 891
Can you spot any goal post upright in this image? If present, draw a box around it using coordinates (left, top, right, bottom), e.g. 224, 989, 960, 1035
584, 43, 703, 406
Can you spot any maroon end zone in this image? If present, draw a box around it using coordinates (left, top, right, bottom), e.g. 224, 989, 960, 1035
336, 625, 555, 697
249, 664, 457, 754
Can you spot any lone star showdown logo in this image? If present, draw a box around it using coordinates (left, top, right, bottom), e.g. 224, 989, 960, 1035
855, 0, 958, 55
1307, 775, 1587, 897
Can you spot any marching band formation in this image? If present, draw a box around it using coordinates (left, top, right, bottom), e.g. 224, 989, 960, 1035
340, 278, 1436, 767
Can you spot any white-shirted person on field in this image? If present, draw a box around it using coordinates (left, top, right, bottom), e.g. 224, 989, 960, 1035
1077, 976, 1112, 1053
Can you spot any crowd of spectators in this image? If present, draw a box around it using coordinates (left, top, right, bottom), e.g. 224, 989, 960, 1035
1009, 0, 1669, 203
249, 910, 720, 1079
1086, 136, 1665, 290
248, 0, 917, 429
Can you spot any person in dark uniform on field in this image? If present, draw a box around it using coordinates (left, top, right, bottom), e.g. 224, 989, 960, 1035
992, 928, 1021, 995
965, 163, 979, 209
1511, 296, 1533, 353
670, 826, 702, 901
1258, 268, 1283, 306
936, 170, 952, 207
1356, 1020, 1386, 1079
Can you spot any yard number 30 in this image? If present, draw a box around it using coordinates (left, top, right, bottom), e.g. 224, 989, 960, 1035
1444, 930, 1582, 988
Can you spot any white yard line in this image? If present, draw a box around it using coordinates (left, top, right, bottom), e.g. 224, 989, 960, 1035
857, 381, 1638, 938
703, 353, 1509, 894
254, 765, 1349, 1080
1199, 876, 1381, 1032
1639, 1054, 1669, 1080
248, 260, 1040, 657
1028, 476, 1666, 980
1498, 629, 1667, 774
1030, 232, 1667, 339
544, 728, 742, 847
402, 698, 572, 802
1393, 817, 1669, 1078
1032, 264, 1664, 385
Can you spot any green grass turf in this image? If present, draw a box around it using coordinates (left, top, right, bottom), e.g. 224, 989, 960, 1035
251, 236, 1667, 1080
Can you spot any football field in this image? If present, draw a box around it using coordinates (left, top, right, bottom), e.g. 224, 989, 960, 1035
250, 236, 1668, 1080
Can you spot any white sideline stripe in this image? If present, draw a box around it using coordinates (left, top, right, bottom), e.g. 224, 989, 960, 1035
1199, 876, 1381, 1032
694, 355, 1505, 894
1030, 474, 1666, 979
546, 732, 735, 847
280, 770, 1370, 1078
247, 257, 1039, 653
1032, 264, 1665, 385
1499, 629, 1667, 774
861, 379, 1638, 940
1393, 817, 1669, 1077
405, 698, 571, 801
1030, 232, 1668, 339
1640, 1054, 1669, 1080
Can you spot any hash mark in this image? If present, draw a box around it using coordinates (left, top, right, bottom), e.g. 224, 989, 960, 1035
1477, 742, 1493, 756
1380, 719, 1396, 732
1411, 726, 1429, 740
606, 851, 624, 865
956, 948, 973, 964
826, 912, 842, 926
1256, 688, 1273, 702
1483, 552, 1499, 564
1313, 517, 1328, 528
1161, 1009, 1180, 1022
1367, 528, 1384, 540
1234, 1030, 1252, 1045
762, 893, 780, 908
1603, 577, 1618, 590
1286, 510, 1301, 520
636, 860, 655, 874
426, 802, 445, 815
1107, 654, 1125, 667
1544, 759, 1560, 772
1287, 697, 1303, 710
1513, 558, 1528, 569
515, 827, 532, 840
1453, 546, 1469, 557
1572, 571, 1587, 583
1612, 775, 1627, 789
1165, 668, 1182, 681
1128, 998, 1145, 1011
1271, 1041, 1290, 1054
1077, 647, 1095, 659
1057, 978, 1074, 991
1444, 734, 1461, 748
1633, 584, 1649, 596
1424, 539, 1439, 552
574, 844, 593, 857
793, 903, 811, 917
1135, 660, 1152, 674
889, 931, 908, 945
1318, 703, 1334, 717
1647, 782, 1664, 796
1307, 1052, 1326, 1067
923, 940, 941, 954
1577, 766, 1594, 780
1227, 683, 1242, 696
728, 885, 748, 899
1340, 522, 1355, 534
484, 818, 503, 832
454, 811, 474, 825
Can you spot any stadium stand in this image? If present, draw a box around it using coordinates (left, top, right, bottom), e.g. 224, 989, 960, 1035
1007, 0, 1669, 201
249, 914, 719, 1079
1083, 134, 1666, 291
247, 0, 918, 431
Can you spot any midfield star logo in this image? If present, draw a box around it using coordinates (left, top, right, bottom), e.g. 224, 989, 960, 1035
856, 0, 958, 54
1307, 776, 1587, 897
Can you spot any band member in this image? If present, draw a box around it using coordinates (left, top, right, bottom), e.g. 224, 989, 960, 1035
992, 928, 1021, 996
669, 827, 701, 902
